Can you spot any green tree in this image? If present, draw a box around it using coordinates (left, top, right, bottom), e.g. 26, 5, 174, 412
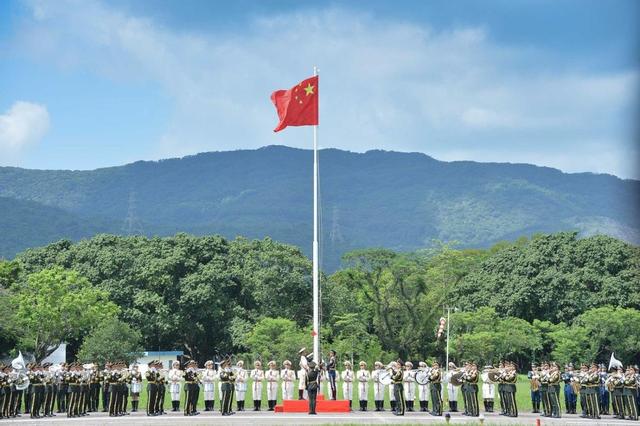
551, 306, 640, 365
450, 307, 542, 365
245, 317, 311, 363
77, 318, 143, 365
11, 267, 119, 361
454, 233, 640, 323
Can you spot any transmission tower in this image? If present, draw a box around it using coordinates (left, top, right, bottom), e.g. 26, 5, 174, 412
122, 189, 145, 235
329, 205, 344, 245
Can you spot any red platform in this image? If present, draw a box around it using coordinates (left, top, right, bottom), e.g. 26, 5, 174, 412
275, 394, 351, 413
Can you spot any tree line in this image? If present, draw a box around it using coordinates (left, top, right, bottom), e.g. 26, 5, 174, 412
0, 231, 638, 368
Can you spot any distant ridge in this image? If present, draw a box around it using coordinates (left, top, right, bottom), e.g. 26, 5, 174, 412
0, 145, 637, 270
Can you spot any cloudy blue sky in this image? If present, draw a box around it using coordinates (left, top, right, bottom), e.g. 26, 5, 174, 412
0, 0, 638, 178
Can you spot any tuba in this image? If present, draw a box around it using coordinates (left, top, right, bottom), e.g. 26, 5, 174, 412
11, 352, 30, 391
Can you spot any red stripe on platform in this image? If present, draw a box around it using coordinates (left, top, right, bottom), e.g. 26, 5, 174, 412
276, 398, 351, 413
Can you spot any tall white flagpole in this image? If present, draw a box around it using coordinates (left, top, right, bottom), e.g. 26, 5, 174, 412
312, 65, 320, 363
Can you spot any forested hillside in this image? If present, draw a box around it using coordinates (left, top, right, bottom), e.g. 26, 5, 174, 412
0, 146, 638, 270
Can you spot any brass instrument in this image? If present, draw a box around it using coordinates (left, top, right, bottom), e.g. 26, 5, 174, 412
448, 368, 466, 387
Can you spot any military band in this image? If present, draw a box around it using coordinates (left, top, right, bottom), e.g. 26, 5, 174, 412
0, 353, 638, 420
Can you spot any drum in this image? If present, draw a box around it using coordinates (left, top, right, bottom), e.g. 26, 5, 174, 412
379, 371, 392, 386
415, 370, 430, 386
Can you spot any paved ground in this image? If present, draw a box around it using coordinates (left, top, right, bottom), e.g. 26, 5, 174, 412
2, 411, 638, 425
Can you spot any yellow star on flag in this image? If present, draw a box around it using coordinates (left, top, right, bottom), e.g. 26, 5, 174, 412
304, 83, 315, 96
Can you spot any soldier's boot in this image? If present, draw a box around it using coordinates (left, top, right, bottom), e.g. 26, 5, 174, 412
240, 401, 245, 411
451, 401, 458, 412
363, 400, 368, 411
268, 400, 274, 411
348, 400, 352, 410
237, 401, 241, 412
298, 390, 304, 400
409, 400, 415, 411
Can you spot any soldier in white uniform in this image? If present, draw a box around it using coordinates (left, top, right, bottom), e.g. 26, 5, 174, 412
281, 360, 295, 401
201, 361, 216, 411
389, 366, 397, 413
417, 361, 430, 412
168, 361, 183, 412
298, 349, 309, 400
356, 361, 370, 411
341, 361, 354, 409
403, 361, 416, 411
234, 361, 247, 411
446, 362, 459, 412
297, 368, 307, 400
371, 361, 385, 411
481, 364, 496, 413
265, 361, 279, 411
250, 361, 264, 411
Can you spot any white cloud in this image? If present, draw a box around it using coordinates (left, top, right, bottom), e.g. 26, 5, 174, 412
0, 101, 50, 157
13, 0, 639, 178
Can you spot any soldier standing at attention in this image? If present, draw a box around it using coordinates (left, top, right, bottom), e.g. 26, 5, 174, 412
327, 350, 337, 400
371, 361, 385, 412
219, 358, 236, 416
235, 361, 247, 411
266, 361, 279, 411
183, 360, 200, 416
201, 360, 216, 412
156, 361, 167, 415
145, 360, 158, 416
56, 362, 68, 414
356, 361, 370, 411
281, 360, 295, 401
429, 361, 443, 416
417, 362, 429, 412
101, 363, 111, 413
391, 361, 405, 416
341, 361, 354, 409
250, 361, 264, 411
539, 362, 551, 416
560, 363, 576, 414
481, 364, 495, 413
403, 361, 416, 412
168, 361, 182, 412
129, 364, 142, 412
298, 348, 310, 400
446, 362, 459, 412
599, 364, 610, 415
306, 361, 321, 415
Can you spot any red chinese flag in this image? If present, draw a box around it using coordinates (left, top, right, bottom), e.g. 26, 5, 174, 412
271, 76, 318, 132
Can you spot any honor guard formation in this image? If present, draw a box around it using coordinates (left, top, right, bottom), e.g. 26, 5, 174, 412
1, 350, 639, 420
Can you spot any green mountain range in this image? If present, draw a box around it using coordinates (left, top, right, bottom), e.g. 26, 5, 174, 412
0, 145, 637, 270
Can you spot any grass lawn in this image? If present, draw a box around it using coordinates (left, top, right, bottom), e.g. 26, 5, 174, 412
127, 374, 535, 413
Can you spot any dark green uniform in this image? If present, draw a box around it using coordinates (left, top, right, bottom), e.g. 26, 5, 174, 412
391, 367, 405, 416
463, 369, 479, 416
547, 369, 561, 418
183, 367, 201, 416
623, 372, 638, 420
429, 367, 443, 416
220, 367, 236, 416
